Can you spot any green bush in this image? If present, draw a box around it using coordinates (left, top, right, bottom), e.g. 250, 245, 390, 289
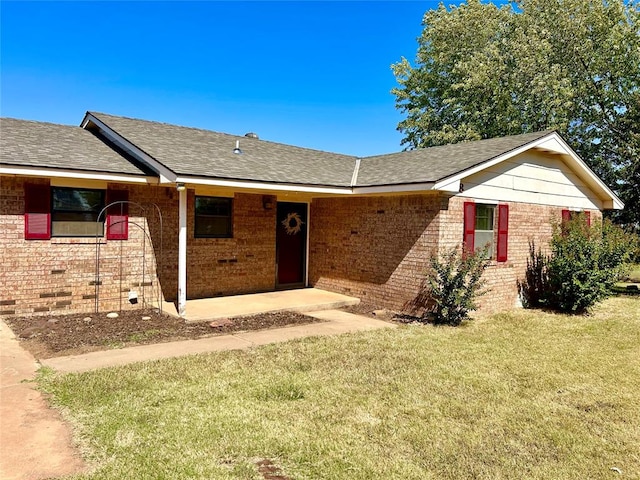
518, 241, 548, 308
424, 246, 490, 326
522, 215, 635, 313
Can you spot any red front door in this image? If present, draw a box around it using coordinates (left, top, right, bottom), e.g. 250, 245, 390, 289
276, 202, 307, 286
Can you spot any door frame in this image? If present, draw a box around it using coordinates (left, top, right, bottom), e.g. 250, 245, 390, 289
275, 201, 309, 289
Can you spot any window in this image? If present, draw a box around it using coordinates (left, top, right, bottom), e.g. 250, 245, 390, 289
463, 202, 509, 262
51, 187, 105, 237
475, 204, 495, 258
24, 184, 128, 240
194, 196, 232, 238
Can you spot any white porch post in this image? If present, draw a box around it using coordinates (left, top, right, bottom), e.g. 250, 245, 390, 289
177, 187, 187, 316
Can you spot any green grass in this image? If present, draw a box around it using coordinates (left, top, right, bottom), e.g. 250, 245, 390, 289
626, 264, 640, 283
39, 297, 640, 479
613, 264, 640, 293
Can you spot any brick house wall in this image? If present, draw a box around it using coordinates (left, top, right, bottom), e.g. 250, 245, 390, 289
185, 191, 276, 299
1, 173, 603, 317
310, 193, 601, 313
309, 194, 444, 310
0, 177, 277, 316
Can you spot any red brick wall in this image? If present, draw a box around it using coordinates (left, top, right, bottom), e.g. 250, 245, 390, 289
186, 191, 276, 298
309, 194, 444, 310
0, 177, 276, 316
1, 174, 603, 317
0, 177, 167, 316
443, 197, 601, 312
310, 193, 601, 313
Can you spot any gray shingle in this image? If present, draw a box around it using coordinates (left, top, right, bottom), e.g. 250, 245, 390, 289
3, 113, 556, 190
89, 112, 358, 187
356, 131, 554, 187
0, 118, 150, 176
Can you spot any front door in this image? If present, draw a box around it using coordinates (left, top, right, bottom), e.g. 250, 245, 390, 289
276, 202, 307, 286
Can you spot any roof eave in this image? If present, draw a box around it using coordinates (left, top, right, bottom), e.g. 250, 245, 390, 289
174, 175, 353, 195
0, 164, 156, 184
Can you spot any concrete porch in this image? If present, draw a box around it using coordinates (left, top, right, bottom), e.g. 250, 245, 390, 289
164, 288, 360, 323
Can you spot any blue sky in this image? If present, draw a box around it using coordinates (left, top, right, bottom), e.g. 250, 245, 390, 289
1, 1, 444, 156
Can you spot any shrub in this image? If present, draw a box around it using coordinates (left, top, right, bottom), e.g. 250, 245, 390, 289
424, 246, 490, 326
518, 241, 548, 308
521, 215, 635, 313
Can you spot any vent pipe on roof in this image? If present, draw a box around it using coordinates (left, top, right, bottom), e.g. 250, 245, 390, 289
233, 140, 242, 154
245, 132, 259, 139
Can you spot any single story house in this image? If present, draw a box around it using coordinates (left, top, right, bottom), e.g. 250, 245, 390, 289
0, 112, 623, 317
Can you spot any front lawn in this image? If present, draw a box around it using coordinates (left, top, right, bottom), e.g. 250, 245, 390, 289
39, 297, 640, 479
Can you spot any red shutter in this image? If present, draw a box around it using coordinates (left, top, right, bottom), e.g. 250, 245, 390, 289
106, 190, 129, 240
561, 209, 571, 223
463, 202, 475, 254
496, 204, 509, 262
584, 211, 591, 226
24, 183, 51, 240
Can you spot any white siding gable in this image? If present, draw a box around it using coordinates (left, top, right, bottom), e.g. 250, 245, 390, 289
458, 150, 603, 209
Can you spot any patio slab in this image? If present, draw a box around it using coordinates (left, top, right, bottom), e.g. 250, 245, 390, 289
179, 288, 360, 322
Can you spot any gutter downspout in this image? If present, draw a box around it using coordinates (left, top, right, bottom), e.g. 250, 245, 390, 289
177, 187, 187, 316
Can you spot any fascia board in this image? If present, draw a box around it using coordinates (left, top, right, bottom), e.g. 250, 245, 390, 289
177, 176, 438, 196
82, 113, 177, 183
0, 165, 154, 184
174, 176, 353, 195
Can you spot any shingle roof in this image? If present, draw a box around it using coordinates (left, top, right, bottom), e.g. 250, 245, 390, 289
90, 112, 555, 188
3, 113, 558, 190
88, 112, 358, 187
356, 131, 554, 187
0, 117, 151, 176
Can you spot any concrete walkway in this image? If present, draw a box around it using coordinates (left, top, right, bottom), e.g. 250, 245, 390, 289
0, 319, 85, 480
0, 298, 394, 479
42, 309, 394, 374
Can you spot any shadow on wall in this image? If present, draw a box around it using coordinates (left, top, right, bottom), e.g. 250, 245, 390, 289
402, 276, 435, 317
310, 195, 443, 286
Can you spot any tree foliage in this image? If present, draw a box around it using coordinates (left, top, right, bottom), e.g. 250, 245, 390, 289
392, 0, 640, 227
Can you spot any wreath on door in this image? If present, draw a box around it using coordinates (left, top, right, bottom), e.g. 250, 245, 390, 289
281, 212, 304, 235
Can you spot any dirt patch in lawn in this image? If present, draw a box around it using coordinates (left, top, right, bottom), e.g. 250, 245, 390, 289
4, 309, 323, 359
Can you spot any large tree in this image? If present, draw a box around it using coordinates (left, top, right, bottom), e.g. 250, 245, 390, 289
392, 0, 640, 227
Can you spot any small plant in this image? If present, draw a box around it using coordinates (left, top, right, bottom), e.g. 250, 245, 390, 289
518, 241, 549, 308
424, 245, 490, 326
